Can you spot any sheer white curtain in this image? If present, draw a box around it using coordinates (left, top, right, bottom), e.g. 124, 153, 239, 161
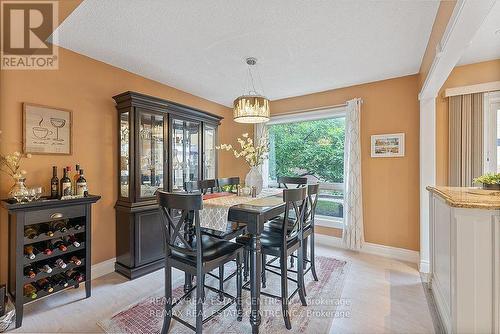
343, 98, 364, 250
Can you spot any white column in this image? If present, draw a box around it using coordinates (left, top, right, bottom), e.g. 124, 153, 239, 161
419, 97, 436, 274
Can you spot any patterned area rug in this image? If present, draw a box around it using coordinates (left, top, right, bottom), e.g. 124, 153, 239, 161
98, 256, 348, 334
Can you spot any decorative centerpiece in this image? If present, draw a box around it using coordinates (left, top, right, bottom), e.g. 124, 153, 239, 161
0, 136, 32, 202
217, 132, 268, 194
473, 173, 500, 190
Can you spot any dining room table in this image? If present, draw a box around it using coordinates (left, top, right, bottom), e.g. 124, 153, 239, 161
184, 188, 288, 334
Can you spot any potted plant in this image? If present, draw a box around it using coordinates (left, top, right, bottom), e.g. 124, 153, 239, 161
472, 173, 500, 190
216, 132, 268, 194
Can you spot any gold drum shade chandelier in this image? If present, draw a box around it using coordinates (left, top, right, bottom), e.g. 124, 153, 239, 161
233, 57, 270, 124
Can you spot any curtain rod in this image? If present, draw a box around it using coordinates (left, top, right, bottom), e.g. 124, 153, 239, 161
272, 102, 348, 116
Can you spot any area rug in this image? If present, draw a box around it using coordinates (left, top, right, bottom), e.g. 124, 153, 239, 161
98, 256, 348, 334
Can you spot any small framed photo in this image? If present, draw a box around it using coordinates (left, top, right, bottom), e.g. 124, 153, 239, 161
23, 103, 72, 155
371, 133, 405, 158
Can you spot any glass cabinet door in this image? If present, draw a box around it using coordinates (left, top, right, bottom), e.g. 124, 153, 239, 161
203, 124, 216, 179
172, 119, 200, 192
120, 112, 130, 198
138, 113, 164, 197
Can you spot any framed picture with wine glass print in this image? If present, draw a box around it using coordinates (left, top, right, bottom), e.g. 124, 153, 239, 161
23, 103, 72, 155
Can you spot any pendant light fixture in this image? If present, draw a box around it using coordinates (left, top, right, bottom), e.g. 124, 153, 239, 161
233, 57, 270, 123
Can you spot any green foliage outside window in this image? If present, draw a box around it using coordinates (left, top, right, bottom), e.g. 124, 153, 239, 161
268, 118, 345, 183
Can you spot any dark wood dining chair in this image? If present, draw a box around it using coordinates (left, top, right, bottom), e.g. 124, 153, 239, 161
270, 183, 320, 287
277, 176, 307, 189
236, 187, 308, 330
274, 176, 307, 268
201, 177, 247, 300
185, 179, 216, 194
216, 177, 240, 193
157, 191, 243, 333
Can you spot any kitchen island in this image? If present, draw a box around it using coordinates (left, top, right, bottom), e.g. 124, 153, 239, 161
427, 186, 500, 334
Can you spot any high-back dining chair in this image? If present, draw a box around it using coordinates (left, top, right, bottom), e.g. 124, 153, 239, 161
185, 178, 247, 300
157, 191, 243, 333
185, 179, 216, 194
236, 187, 308, 330
277, 176, 307, 189
216, 177, 240, 193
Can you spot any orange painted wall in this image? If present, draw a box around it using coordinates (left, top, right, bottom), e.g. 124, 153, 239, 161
0, 45, 252, 283
271, 75, 421, 251
435, 59, 500, 185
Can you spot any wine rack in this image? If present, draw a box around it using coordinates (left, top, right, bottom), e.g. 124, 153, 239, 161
2, 195, 100, 328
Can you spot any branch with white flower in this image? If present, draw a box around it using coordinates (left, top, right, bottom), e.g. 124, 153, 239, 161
0, 130, 32, 180
216, 132, 269, 167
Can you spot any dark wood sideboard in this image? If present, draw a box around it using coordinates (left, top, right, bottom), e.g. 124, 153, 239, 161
113, 91, 222, 279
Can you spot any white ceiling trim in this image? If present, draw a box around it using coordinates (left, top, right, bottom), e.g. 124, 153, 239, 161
419, 0, 497, 100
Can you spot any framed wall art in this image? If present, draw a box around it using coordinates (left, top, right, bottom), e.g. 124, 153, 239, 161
371, 133, 405, 158
23, 103, 72, 155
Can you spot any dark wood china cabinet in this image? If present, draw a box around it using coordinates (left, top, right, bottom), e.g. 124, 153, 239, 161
113, 91, 221, 279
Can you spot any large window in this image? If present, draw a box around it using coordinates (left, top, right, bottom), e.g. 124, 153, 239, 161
263, 108, 345, 227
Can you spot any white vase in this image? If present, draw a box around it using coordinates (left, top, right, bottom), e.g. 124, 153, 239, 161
245, 166, 263, 195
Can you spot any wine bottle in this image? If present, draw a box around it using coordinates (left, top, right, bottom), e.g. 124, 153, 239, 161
40, 264, 52, 274
49, 274, 69, 288
50, 238, 67, 251
36, 278, 54, 293
24, 245, 36, 260
65, 269, 84, 282
54, 258, 67, 269
24, 266, 37, 279
70, 256, 82, 266
73, 164, 80, 194
50, 166, 59, 199
63, 235, 80, 248
69, 221, 82, 230
23, 283, 37, 299
48, 220, 68, 233
76, 169, 87, 196
41, 242, 53, 255
24, 225, 40, 239
60, 167, 72, 197
44, 223, 55, 237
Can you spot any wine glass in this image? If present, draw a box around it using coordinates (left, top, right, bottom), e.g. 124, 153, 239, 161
33, 187, 43, 200
50, 118, 66, 142
13, 190, 26, 203
25, 188, 36, 202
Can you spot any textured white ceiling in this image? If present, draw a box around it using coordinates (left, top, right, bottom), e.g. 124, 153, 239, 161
458, 1, 500, 66
53, 0, 439, 106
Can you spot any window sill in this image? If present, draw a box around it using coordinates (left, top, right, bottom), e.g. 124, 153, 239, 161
315, 216, 344, 229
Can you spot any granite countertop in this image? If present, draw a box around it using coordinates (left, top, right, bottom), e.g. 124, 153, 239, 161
427, 186, 500, 209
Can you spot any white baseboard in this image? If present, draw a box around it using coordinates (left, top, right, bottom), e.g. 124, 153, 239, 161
316, 234, 420, 264
362, 242, 420, 264
419, 260, 430, 274
91, 257, 116, 279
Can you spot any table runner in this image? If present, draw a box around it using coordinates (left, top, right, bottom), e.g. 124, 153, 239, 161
200, 188, 282, 231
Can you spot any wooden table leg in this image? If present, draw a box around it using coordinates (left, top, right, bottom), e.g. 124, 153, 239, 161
250, 233, 262, 334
